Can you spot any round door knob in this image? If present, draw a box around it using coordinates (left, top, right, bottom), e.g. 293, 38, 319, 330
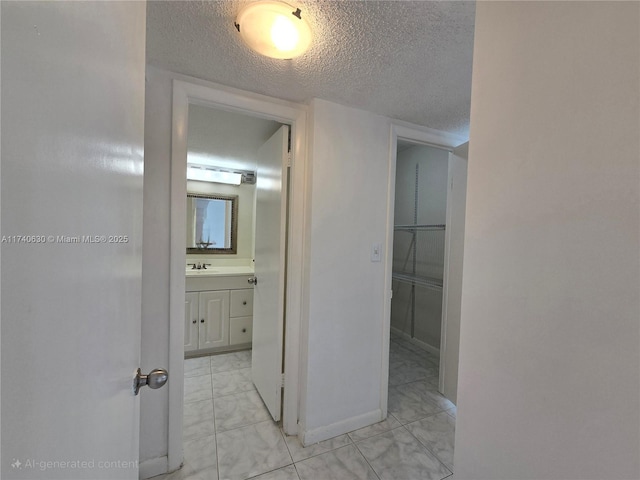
133, 368, 169, 395
146, 369, 169, 389
248, 277, 257, 285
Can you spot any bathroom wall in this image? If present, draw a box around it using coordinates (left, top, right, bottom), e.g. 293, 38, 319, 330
454, 2, 640, 478
185, 103, 281, 266
391, 145, 449, 351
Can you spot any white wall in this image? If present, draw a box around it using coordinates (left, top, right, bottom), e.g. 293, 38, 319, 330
454, 2, 639, 479
298, 99, 391, 442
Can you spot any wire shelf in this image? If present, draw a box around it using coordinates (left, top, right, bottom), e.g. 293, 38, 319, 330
392, 272, 443, 290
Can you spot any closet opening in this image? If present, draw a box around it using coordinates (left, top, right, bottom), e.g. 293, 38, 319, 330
391, 141, 448, 362
386, 138, 461, 474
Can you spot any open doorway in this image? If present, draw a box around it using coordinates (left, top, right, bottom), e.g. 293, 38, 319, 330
167, 80, 307, 473
391, 141, 448, 361
384, 134, 468, 475
183, 103, 288, 428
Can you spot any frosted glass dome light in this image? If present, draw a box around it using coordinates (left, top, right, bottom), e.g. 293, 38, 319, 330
235, 1, 312, 59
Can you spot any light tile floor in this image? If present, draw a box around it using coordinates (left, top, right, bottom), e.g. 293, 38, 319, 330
155, 334, 455, 480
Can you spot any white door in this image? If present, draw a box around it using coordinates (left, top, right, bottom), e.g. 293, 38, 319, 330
1, 2, 147, 479
440, 150, 468, 403
252, 125, 289, 421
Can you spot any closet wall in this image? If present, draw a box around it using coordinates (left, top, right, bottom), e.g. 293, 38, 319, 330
391, 144, 449, 351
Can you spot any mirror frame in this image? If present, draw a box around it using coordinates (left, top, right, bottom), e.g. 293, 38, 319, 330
186, 193, 238, 254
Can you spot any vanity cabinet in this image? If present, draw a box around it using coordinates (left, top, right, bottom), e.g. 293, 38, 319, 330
184, 292, 199, 352
184, 291, 230, 352
185, 274, 254, 354
229, 289, 254, 345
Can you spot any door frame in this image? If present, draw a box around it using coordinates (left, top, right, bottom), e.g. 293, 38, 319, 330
169, 80, 307, 470
381, 121, 465, 415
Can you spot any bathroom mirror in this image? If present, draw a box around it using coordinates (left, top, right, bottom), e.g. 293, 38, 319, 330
186, 193, 238, 254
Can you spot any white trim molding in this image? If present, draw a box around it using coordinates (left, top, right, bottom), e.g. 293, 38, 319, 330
139, 456, 169, 480
391, 119, 467, 150
301, 409, 383, 446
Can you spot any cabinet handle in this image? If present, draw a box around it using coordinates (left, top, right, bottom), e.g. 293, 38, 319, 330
192, 319, 196, 324
242, 328, 247, 333
200, 319, 205, 323
242, 301, 247, 305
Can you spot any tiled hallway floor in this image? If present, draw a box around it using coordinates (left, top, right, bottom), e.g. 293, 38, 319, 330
156, 334, 455, 480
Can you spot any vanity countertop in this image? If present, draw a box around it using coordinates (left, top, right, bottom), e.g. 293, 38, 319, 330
186, 265, 254, 277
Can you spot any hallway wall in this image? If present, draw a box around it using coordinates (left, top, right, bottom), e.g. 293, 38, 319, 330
298, 99, 392, 442
454, 2, 640, 478
140, 67, 466, 467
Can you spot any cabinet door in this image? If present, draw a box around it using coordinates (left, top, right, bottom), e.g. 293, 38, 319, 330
230, 316, 253, 345
184, 292, 199, 352
230, 289, 254, 317
199, 290, 229, 349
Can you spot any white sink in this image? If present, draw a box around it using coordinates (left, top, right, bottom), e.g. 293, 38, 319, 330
186, 269, 218, 275
185, 265, 254, 277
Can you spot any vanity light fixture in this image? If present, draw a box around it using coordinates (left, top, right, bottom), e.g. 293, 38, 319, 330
234, 1, 312, 59
187, 165, 242, 185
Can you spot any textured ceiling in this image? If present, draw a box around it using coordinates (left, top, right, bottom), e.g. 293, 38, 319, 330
146, 0, 476, 138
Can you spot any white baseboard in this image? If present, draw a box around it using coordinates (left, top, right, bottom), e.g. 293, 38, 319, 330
390, 326, 440, 356
300, 409, 383, 446
139, 456, 168, 479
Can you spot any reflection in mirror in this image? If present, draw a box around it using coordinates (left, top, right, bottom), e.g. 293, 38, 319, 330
186, 193, 238, 254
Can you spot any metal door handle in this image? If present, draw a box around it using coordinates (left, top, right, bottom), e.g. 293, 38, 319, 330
248, 277, 257, 285
134, 368, 168, 395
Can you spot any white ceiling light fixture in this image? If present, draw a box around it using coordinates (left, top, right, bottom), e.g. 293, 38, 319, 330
187, 164, 248, 185
234, 1, 312, 60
